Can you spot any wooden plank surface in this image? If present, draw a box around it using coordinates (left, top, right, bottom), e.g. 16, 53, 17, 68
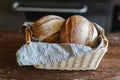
0, 30, 120, 80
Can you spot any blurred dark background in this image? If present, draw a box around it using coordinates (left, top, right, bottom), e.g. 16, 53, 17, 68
0, 0, 25, 30
0, 0, 120, 32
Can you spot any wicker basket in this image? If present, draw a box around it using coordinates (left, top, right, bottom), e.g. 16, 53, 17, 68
23, 22, 108, 70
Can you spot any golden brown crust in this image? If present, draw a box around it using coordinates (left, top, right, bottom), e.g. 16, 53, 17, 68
31, 15, 65, 42
32, 17, 64, 38
59, 15, 94, 45
42, 32, 60, 43
31, 15, 98, 45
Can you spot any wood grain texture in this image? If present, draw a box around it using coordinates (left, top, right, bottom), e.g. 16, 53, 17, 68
0, 30, 120, 80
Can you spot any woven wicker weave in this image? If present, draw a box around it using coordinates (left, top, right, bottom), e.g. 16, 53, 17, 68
24, 23, 108, 70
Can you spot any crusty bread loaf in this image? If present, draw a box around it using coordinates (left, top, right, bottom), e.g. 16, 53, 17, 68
59, 15, 98, 46
32, 15, 65, 43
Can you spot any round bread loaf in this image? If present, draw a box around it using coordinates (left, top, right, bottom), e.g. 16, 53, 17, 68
59, 15, 98, 46
32, 15, 65, 43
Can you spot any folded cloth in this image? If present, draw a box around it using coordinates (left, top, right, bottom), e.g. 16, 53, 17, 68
16, 23, 104, 66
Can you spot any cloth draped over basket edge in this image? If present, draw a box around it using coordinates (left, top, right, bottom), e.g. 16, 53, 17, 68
16, 22, 107, 66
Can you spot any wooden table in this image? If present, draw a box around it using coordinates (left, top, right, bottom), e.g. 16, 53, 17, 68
0, 30, 120, 80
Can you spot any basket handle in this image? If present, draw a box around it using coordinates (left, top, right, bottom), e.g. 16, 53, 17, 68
25, 27, 31, 44
99, 30, 108, 47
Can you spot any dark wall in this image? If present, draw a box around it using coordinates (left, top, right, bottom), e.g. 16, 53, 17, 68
0, 0, 25, 30
0, 0, 119, 31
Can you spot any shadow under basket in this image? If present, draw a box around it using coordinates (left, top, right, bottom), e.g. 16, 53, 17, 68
23, 22, 108, 70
